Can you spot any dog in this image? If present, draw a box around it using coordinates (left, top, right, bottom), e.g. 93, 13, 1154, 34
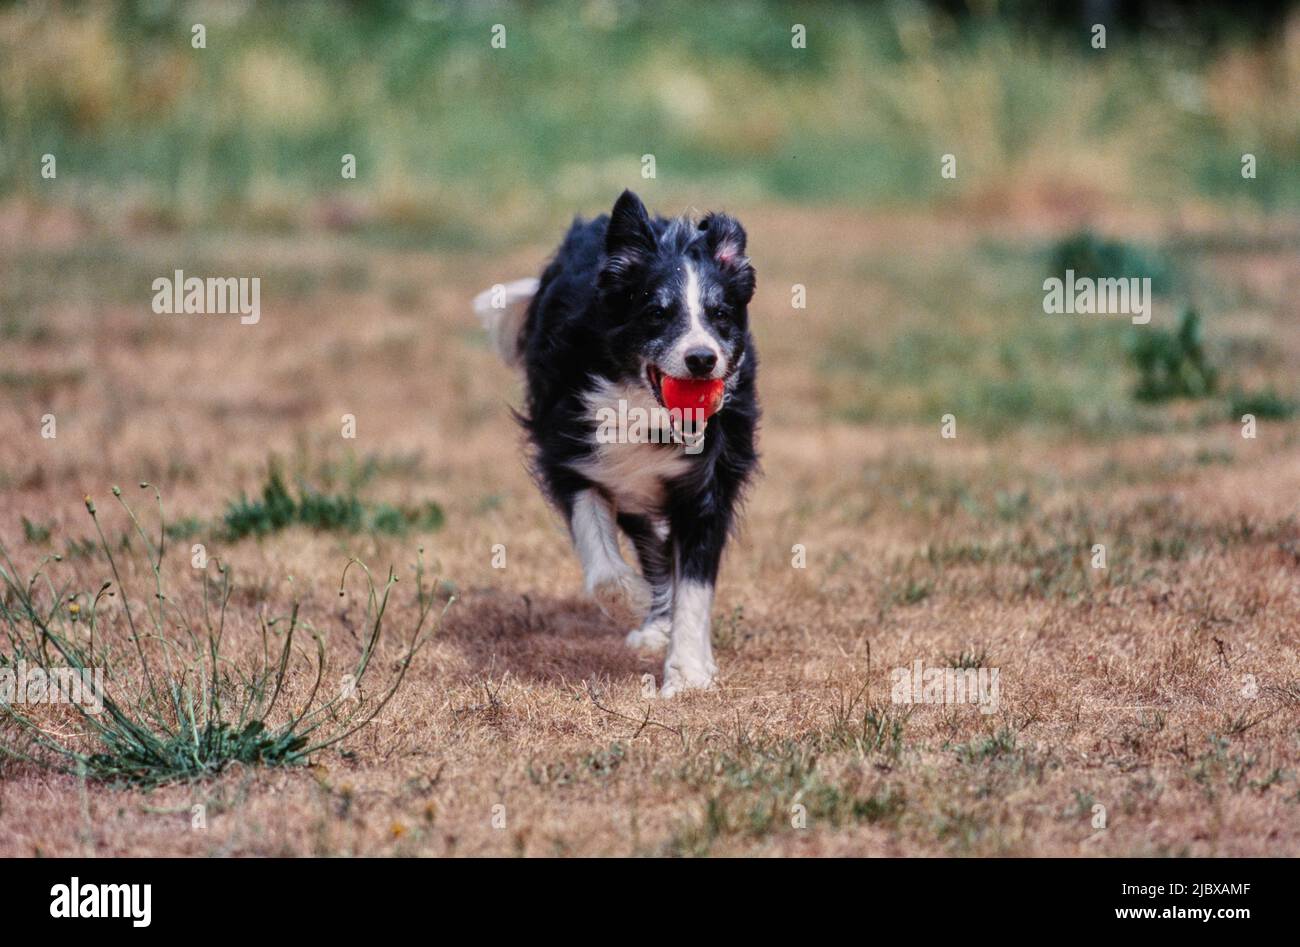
473, 190, 759, 696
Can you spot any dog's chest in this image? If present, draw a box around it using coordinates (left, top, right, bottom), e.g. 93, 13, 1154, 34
573, 379, 693, 514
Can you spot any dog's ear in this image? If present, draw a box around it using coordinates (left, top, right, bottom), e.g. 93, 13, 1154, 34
600, 190, 657, 288
699, 212, 747, 265
700, 212, 755, 302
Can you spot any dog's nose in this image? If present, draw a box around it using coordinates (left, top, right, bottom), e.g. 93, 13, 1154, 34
684, 347, 718, 377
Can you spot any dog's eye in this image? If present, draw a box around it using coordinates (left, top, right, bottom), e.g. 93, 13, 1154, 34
706, 306, 730, 322
644, 305, 668, 321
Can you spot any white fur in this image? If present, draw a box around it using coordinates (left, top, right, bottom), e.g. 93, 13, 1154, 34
570, 489, 622, 580
626, 614, 671, 650
570, 489, 650, 624
660, 579, 717, 697
473, 277, 539, 367
573, 378, 692, 515
660, 262, 726, 379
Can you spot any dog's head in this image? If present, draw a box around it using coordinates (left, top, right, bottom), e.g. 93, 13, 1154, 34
598, 189, 755, 408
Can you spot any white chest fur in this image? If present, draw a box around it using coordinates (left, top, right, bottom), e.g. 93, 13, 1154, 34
572, 378, 693, 515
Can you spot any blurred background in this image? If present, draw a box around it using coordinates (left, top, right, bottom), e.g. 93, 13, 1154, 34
2, 0, 1297, 240
0, 0, 1297, 503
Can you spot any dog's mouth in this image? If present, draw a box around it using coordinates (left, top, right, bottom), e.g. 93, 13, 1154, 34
644, 363, 728, 420
645, 364, 668, 407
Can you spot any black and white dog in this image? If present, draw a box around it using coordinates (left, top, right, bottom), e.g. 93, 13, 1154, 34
473, 190, 759, 696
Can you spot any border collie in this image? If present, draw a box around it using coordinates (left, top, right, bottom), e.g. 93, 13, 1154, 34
473, 190, 759, 696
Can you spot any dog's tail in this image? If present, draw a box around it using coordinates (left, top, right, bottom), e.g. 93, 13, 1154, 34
473, 277, 539, 369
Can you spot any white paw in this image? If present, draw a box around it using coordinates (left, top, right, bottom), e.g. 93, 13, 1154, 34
625, 617, 671, 652
588, 568, 651, 628
659, 660, 717, 698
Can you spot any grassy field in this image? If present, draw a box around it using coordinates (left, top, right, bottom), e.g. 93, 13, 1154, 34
1, 2, 1299, 856
2, 199, 1297, 855
4, 2, 1298, 237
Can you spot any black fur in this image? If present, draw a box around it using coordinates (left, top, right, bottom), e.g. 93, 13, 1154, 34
519, 190, 759, 588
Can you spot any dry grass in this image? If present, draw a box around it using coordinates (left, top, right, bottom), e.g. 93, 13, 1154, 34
1, 199, 1298, 856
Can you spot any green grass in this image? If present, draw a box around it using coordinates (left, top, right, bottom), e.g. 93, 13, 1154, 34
20, 516, 51, 544
222, 465, 444, 540
952, 727, 1020, 764
821, 701, 908, 760
944, 648, 991, 670
0, 486, 448, 787
1126, 308, 1219, 401
1050, 231, 1177, 295
3, 2, 1296, 243
667, 737, 906, 855
821, 241, 1160, 433
1229, 388, 1297, 421
818, 231, 1295, 433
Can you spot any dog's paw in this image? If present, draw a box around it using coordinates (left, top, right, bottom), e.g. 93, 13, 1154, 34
659, 661, 717, 698
625, 616, 670, 652
588, 568, 651, 628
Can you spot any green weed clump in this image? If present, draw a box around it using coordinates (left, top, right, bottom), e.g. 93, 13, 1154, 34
0, 485, 449, 787
1228, 388, 1296, 421
223, 466, 444, 540
1125, 308, 1218, 401
1051, 231, 1176, 294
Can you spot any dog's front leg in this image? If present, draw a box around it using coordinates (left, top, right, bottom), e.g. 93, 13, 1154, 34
569, 489, 650, 627
660, 504, 728, 697
618, 513, 673, 651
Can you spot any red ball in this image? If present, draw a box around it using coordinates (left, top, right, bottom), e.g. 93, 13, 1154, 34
661, 376, 725, 421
